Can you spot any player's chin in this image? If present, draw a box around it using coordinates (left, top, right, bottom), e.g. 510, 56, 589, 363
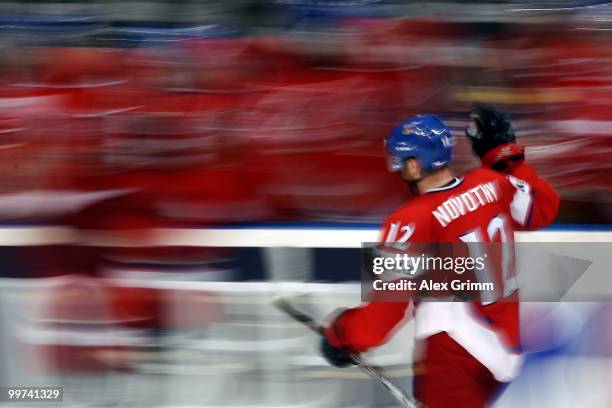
401, 173, 419, 184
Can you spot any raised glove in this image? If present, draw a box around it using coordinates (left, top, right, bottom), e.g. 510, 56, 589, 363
466, 104, 524, 171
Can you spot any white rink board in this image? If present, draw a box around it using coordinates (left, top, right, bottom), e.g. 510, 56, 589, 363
0, 226, 609, 247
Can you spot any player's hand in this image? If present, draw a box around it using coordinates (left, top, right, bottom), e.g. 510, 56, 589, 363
466, 104, 525, 171
320, 336, 358, 367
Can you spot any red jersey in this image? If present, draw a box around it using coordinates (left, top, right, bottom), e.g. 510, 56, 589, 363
326, 161, 559, 382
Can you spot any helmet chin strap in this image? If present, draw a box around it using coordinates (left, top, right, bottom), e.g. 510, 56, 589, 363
408, 181, 420, 197
405, 173, 423, 196
401, 158, 424, 195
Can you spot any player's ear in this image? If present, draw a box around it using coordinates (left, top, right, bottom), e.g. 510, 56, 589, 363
406, 158, 421, 178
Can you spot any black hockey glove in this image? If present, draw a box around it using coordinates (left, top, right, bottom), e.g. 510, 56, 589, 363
320, 336, 358, 368
466, 104, 525, 171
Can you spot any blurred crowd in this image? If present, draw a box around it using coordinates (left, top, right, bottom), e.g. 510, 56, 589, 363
0, 1, 610, 229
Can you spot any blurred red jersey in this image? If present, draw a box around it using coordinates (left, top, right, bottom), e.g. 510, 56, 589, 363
327, 161, 559, 382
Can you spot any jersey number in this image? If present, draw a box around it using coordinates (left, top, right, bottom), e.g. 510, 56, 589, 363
384, 222, 414, 250
459, 215, 517, 304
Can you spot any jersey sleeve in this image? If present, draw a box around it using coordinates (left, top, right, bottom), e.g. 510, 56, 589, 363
324, 299, 412, 353
324, 209, 430, 353
500, 162, 560, 230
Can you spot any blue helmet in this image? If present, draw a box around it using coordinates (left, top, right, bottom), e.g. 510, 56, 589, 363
385, 114, 454, 172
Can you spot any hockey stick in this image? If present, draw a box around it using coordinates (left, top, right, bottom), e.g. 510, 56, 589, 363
273, 297, 420, 408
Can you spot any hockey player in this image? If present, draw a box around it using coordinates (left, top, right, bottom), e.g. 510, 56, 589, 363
320, 106, 560, 407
